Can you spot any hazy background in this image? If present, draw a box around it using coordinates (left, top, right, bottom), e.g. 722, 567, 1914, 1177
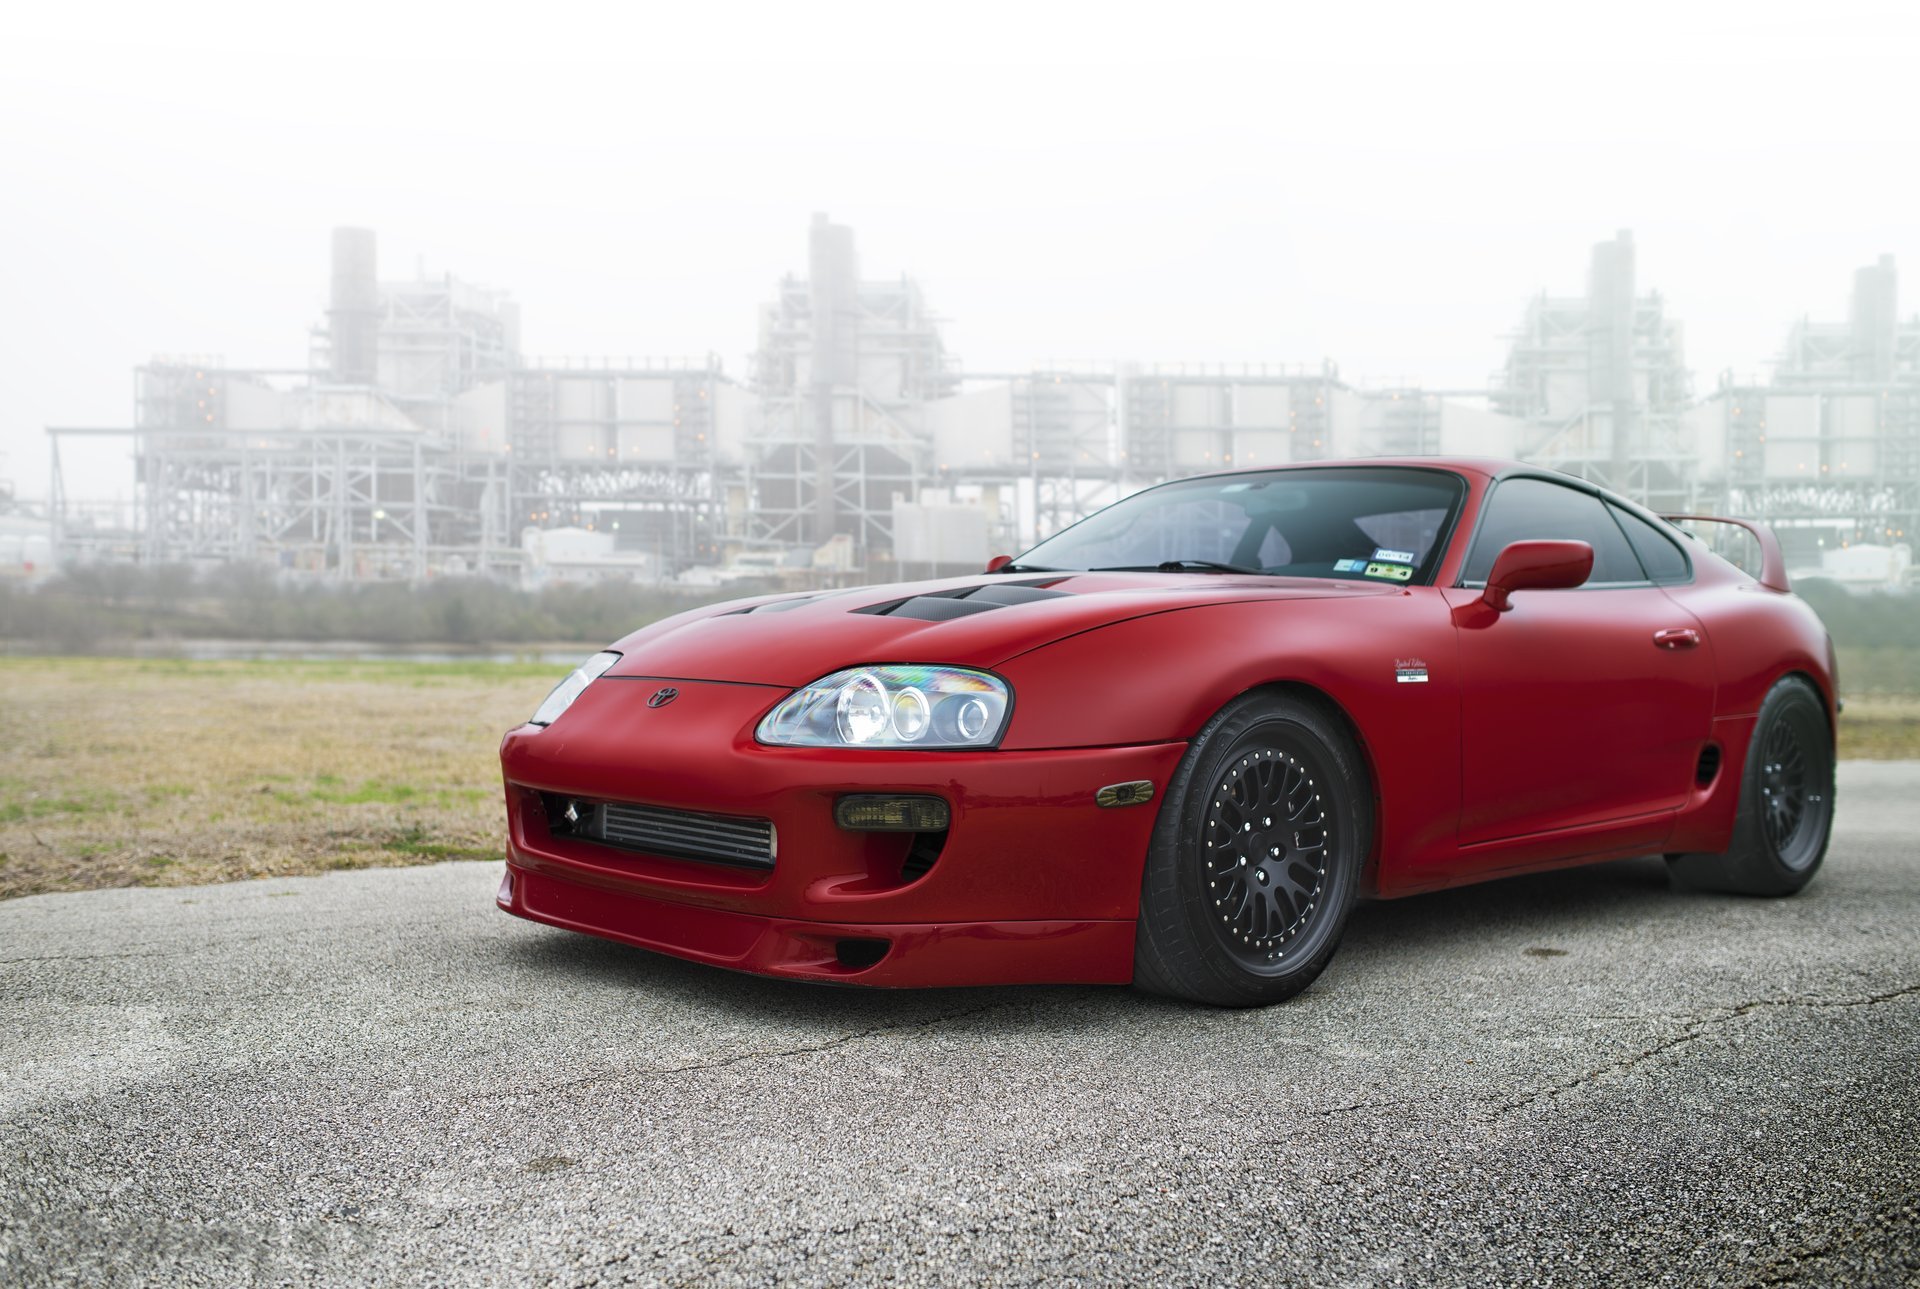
4, 0, 1917, 499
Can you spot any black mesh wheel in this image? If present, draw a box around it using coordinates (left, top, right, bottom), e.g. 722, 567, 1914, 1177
1755, 708, 1828, 871
1135, 691, 1370, 1007
1200, 745, 1333, 971
1668, 676, 1834, 897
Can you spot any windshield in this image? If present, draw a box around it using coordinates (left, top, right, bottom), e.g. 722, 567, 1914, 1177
1012, 466, 1466, 583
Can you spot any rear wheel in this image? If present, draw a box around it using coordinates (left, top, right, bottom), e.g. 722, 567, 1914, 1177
1667, 676, 1834, 896
1134, 691, 1370, 1007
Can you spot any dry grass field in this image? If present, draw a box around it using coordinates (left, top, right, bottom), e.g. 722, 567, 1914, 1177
1837, 696, 1920, 759
0, 658, 556, 900
1, 656, 1915, 900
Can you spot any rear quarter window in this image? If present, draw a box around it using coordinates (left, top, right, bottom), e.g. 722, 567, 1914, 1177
1609, 504, 1692, 583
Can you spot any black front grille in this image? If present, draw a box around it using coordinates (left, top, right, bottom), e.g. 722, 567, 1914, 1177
547, 795, 776, 869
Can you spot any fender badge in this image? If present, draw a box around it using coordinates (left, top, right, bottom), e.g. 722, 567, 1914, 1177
1096, 780, 1155, 808
647, 686, 680, 708
1394, 657, 1429, 684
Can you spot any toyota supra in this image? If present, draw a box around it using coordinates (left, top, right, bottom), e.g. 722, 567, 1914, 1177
497, 459, 1836, 1006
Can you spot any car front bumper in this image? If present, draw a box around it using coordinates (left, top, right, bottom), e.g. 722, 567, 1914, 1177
496, 677, 1185, 987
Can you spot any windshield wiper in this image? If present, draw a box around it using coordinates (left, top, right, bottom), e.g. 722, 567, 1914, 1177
1090, 559, 1267, 575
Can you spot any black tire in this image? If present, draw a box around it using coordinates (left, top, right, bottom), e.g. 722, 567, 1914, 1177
1134, 690, 1371, 1007
1667, 676, 1835, 897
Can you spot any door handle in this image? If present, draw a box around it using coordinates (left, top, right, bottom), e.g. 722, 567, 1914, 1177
1653, 627, 1701, 649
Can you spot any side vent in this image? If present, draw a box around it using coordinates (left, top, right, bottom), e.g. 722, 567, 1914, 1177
1695, 744, 1722, 788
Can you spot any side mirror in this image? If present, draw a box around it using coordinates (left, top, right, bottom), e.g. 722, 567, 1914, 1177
985, 554, 1015, 573
1481, 540, 1593, 612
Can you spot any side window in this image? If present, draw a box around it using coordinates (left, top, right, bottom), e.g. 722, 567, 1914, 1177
1462, 478, 1647, 586
1609, 504, 1691, 583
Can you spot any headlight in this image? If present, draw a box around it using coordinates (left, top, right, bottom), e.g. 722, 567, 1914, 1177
756, 665, 1011, 749
528, 651, 621, 727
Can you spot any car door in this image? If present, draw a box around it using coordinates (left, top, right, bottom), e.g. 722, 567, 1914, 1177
1444, 476, 1715, 847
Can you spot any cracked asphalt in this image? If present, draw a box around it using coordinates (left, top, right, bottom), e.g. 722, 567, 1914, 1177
3, 764, 1917, 1287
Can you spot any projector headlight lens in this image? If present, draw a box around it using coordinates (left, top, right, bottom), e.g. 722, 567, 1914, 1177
758, 665, 1011, 749
890, 686, 932, 742
835, 671, 891, 744
955, 696, 991, 741
528, 651, 621, 727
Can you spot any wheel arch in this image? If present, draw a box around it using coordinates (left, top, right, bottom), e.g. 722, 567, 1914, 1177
1778, 666, 1838, 738
1723, 666, 1835, 809
1736, 669, 1838, 822
1211, 678, 1387, 897
1668, 663, 1835, 896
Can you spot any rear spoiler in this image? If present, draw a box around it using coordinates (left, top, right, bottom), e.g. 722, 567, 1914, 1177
1660, 514, 1790, 593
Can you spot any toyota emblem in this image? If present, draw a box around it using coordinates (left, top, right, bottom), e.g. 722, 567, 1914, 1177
647, 686, 679, 709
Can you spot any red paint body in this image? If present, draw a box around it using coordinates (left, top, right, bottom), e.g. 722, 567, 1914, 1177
498, 459, 1836, 987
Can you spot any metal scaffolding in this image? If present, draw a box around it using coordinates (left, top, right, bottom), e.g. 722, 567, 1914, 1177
49, 234, 739, 582
506, 357, 728, 570
36, 216, 1532, 581
743, 214, 956, 558
42, 219, 1912, 589
1709, 254, 1920, 566
1494, 230, 1696, 514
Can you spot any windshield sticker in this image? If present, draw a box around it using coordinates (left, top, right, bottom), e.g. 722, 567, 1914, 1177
1364, 561, 1414, 582
1372, 547, 1417, 565
1333, 558, 1367, 572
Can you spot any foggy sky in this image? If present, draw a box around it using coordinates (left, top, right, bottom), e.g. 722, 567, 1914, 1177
3, 0, 1917, 499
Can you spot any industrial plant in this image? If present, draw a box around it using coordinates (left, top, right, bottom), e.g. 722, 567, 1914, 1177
34, 218, 1920, 591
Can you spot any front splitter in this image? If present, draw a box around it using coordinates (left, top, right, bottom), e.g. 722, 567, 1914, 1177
499, 865, 1136, 988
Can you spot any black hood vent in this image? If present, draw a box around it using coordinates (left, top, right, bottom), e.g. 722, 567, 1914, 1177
856, 579, 1069, 622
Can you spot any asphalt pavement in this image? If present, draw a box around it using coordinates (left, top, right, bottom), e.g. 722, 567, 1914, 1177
2, 764, 1916, 1287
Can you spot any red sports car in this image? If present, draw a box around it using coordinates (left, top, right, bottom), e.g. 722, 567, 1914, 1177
497, 459, 1836, 1006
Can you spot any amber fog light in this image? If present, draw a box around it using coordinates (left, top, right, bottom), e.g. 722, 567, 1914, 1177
834, 795, 951, 832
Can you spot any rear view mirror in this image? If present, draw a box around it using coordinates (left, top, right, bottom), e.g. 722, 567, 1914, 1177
985, 554, 1014, 573
1481, 540, 1593, 611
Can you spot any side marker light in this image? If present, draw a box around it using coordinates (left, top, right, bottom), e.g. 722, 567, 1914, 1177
1096, 781, 1156, 808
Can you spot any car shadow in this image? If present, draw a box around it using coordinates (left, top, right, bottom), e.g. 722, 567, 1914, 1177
496, 927, 1048, 1026
492, 853, 1694, 1032
1342, 853, 1676, 953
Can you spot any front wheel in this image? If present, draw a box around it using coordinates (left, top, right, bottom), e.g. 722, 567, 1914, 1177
1667, 676, 1835, 896
1134, 691, 1371, 1007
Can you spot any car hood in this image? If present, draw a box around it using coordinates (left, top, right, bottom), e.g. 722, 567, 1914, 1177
605, 572, 1395, 687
